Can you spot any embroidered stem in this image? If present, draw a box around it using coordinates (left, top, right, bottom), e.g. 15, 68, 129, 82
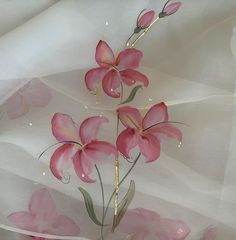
102, 152, 141, 234
130, 16, 160, 48
114, 158, 119, 218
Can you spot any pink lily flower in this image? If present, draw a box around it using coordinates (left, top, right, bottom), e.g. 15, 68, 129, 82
6, 79, 51, 119
159, 1, 182, 18
137, 10, 155, 29
116, 102, 182, 162
203, 226, 218, 240
119, 208, 191, 240
50, 113, 117, 183
85, 40, 149, 98
8, 188, 80, 240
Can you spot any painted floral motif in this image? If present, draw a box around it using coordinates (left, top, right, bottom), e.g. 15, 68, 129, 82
159, 0, 182, 18
42, 2, 187, 240
116, 102, 182, 162
6, 79, 51, 119
85, 40, 149, 98
8, 188, 80, 240
119, 208, 191, 240
50, 113, 117, 183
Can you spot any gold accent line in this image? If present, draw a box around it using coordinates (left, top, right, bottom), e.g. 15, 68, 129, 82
114, 158, 119, 216
120, 115, 140, 130
130, 16, 160, 48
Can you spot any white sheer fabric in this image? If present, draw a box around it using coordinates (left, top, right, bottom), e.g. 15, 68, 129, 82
0, 0, 236, 239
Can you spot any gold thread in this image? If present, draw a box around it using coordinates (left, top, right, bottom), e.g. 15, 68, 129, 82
130, 17, 160, 48
114, 158, 119, 216
119, 115, 141, 130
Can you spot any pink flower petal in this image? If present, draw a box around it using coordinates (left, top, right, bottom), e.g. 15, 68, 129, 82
102, 69, 121, 98
138, 134, 160, 163
149, 123, 182, 142
116, 128, 139, 159
143, 102, 168, 130
95, 40, 115, 67
6, 91, 29, 119
116, 48, 143, 70
79, 116, 108, 145
73, 150, 96, 183
8, 212, 38, 232
74, 141, 117, 182
204, 226, 218, 240
23, 79, 51, 107
28, 188, 57, 222
120, 69, 149, 87
51, 113, 80, 142
84, 140, 118, 163
164, 2, 182, 16
117, 106, 142, 129
138, 10, 155, 28
52, 215, 80, 236
50, 143, 76, 180
157, 218, 191, 240
85, 67, 108, 93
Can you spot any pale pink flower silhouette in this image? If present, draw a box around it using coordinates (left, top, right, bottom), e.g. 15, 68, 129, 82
6, 79, 51, 119
50, 113, 118, 183
119, 208, 191, 240
203, 226, 218, 240
116, 102, 182, 162
8, 188, 80, 240
85, 40, 149, 98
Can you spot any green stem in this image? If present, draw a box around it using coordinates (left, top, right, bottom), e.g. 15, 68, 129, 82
125, 32, 135, 48
95, 164, 105, 240
103, 152, 141, 229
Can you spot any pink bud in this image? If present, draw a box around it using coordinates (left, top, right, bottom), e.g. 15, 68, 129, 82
159, 1, 182, 18
137, 10, 155, 28
163, 1, 182, 16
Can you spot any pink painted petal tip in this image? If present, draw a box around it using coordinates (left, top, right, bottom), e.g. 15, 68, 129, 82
164, 1, 182, 16
117, 106, 142, 129
116, 48, 143, 70
143, 102, 168, 129
138, 10, 155, 28
51, 113, 80, 142
95, 40, 115, 67
79, 116, 108, 144
50, 143, 75, 181
85, 67, 107, 93
102, 70, 121, 98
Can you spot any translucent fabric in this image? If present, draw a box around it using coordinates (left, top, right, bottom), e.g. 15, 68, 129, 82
0, 0, 236, 239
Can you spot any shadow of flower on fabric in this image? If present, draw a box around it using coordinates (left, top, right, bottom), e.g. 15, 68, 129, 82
118, 208, 191, 240
8, 188, 80, 240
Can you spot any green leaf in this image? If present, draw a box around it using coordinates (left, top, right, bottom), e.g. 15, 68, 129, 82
78, 187, 106, 226
119, 85, 142, 105
112, 180, 135, 231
